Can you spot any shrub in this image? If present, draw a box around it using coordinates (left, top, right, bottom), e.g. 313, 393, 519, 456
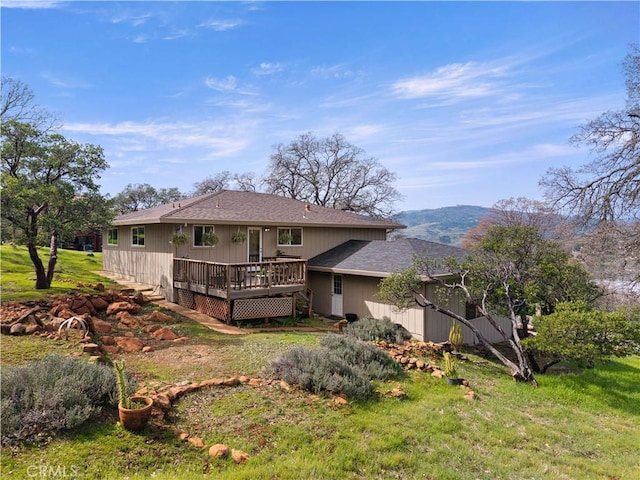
1, 355, 118, 446
320, 334, 402, 381
343, 317, 412, 344
266, 346, 374, 399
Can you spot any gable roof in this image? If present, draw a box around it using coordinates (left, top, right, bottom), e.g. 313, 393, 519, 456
113, 190, 405, 229
308, 238, 468, 278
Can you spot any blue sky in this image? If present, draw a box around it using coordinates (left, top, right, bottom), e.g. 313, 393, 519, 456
2, 1, 638, 211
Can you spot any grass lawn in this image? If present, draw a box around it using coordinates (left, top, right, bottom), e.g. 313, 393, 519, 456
1, 245, 639, 479
0, 244, 115, 303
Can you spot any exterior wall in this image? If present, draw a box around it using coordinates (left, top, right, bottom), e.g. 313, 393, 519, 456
307, 271, 333, 315
102, 224, 174, 300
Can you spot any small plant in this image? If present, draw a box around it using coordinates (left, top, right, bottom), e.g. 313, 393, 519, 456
171, 232, 189, 246
449, 321, 463, 352
201, 231, 219, 246
231, 230, 247, 244
443, 351, 457, 379
114, 359, 132, 409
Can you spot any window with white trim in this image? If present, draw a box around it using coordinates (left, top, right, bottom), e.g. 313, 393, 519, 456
277, 227, 302, 246
107, 228, 118, 246
131, 226, 145, 247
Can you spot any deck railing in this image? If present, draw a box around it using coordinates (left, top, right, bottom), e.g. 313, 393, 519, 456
173, 258, 306, 294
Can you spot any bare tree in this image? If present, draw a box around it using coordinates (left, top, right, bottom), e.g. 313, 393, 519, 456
192, 171, 257, 195
263, 132, 401, 218
1, 76, 59, 130
540, 45, 640, 281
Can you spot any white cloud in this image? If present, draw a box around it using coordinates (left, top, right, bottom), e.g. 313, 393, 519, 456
252, 62, 285, 76
1, 0, 63, 8
391, 62, 509, 100
199, 19, 243, 31
204, 76, 238, 92
42, 73, 91, 89
311, 64, 357, 79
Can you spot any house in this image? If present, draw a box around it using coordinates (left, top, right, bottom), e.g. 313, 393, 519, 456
102, 189, 507, 343
308, 238, 511, 343
102, 190, 402, 324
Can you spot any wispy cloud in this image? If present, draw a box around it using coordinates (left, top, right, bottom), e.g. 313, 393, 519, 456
204, 76, 238, 92
1, 0, 63, 9
110, 12, 154, 27
199, 19, 243, 31
311, 63, 357, 79
391, 61, 509, 100
252, 62, 285, 76
42, 73, 91, 89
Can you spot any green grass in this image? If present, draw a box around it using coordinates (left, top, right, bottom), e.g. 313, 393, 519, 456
1, 243, 639, 479
0, 244, 115, 303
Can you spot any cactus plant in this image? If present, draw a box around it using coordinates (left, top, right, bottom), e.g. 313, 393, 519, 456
113, 359, 131, 409
449, 321, 463, 352
443, 352, 457, 379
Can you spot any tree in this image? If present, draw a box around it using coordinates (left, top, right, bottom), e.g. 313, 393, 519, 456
191, 171, 257, 196
263, 132, 401, 218
1, 76, 58, 130
522, 301, 640, 372
1, 120, 109, 289
379, 224, 601, 385
112, 183, 184, 214
541, 45, 640, 282
461, 197, 565, 250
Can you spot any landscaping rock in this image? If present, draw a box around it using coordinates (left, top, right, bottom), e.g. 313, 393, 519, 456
116, 311, 142, 328
142, 324, 161, 333
142, 345, 154, 353
188, 437, 205, 448
90, 318, 113, 334
152, 327, 179, 341
90, 296, 109, 311
209, 444, 229, 458
114, 336, 144, 352
82, 343, 99, 354
9, 323, 26, 335
106, 301, 140, 316
146, 310, 175, 323
231, 449, 250, 464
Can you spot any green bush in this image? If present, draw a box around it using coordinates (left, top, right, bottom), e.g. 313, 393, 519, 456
1, 355, 118, 446
523, 302, 640, 369
266, 346, 374, 399
343, 317, 413, 344
320, 333, 402, 381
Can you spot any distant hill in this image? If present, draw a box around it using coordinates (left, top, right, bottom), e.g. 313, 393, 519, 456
393, 205, 492, 246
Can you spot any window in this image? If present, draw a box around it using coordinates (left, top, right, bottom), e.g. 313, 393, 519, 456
131, 226, 145, 247
277, 227, 302, 246
194, 225, 217, 247
107, 228, 118, 246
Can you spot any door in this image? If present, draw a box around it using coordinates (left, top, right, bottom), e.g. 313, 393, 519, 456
331, 274, 343, 317
248, 227, 262, 262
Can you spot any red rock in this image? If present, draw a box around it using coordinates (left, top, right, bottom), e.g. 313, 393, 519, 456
114, 336, 144, 352
209, 444, 229, 458
153, 393, 172, 411
142, 324, 161, 333
106, 301, 140, 316
231, 449, 250, 464
100, 335, 116, 345
146, 310, 175, 323
91, 318, 113, 334
188, 437, 205, 448
82, 343, 99, 353
9, 323, 26, 335
142, 346, 154, 353
90, 296, 109, 311
152, 327, 178, 341
102, 345, 120, 354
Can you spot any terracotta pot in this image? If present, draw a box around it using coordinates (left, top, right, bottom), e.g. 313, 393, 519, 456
118, 395, 153, 432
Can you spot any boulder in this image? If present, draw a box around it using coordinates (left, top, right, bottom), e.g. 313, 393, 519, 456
114, 336, 144, 352
209, 444, 229, 458
116, 311, 141, 328
152, 327, 179, 341
188, 437, 205, 449
231, 449, 250, 464
90, 296, 109, 311
106, 301, 140, 316
90, 318, 113, 334
146, 310, 175, 323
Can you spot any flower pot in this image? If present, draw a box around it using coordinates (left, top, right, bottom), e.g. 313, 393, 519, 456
446, 377, 462, 386
118, 396, 153, 432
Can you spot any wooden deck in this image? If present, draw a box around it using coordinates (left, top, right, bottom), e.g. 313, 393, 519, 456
173, 258, 307, 300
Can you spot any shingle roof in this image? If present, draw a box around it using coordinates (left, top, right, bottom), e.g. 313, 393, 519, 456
113, 190, 405, 229
308, 238, 468, 277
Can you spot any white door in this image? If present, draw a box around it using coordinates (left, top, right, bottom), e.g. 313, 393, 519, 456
248, 227, 262, 262
331, 274, 343, 317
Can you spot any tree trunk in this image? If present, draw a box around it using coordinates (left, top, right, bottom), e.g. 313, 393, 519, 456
46, 231, 59, 286
28, 242, 50, 289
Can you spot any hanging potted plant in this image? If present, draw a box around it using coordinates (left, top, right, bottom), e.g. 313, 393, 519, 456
443, 352, 462, 386
114, 360, 153, 432
231, 230, 247, 244
201, 231, 219, 246
278, 232, 293, 245
170, 232, 189, 246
